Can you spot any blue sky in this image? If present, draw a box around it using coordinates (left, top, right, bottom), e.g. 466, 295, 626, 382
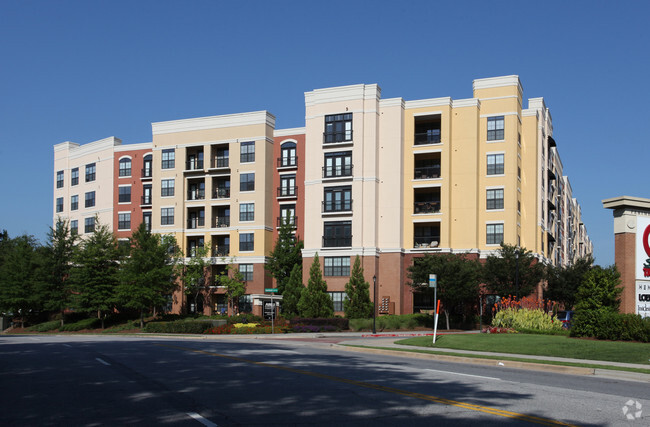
1, 0, 648, 266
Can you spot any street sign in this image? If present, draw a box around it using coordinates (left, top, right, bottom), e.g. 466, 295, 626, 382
265, 288, 279, 293
428, 274, 437, 288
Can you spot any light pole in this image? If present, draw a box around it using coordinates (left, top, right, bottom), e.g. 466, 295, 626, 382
372, 275, 377, 334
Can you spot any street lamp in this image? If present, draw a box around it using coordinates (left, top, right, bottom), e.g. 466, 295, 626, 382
372, 275, 377, 334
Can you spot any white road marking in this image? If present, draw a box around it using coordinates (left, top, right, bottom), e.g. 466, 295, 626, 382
187, 412, 218, 427
62, 344, 71, 348
426, 368, 501, 381
95, 357, 110, 366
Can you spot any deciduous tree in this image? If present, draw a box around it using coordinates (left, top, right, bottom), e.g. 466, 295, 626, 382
483, 243, 544, 298
180, 243, 211, 314
545, 255, 593, 309
575, 265, 622, 312
216, 263, 247, 315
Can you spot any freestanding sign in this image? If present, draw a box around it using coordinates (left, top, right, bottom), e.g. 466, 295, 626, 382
636, 216, 650, 318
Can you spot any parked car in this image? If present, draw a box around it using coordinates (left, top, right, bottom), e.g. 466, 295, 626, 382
556, 310, 574, 329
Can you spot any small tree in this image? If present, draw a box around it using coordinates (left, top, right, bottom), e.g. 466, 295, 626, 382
117, 223, 179, 328
343, 256, 373, 319
265, 220, 303, 294
407, 253, 481, 329
282, 264, 304, 318
298, 254, 333, 318
545, 255, 593, 310
216, 263, 247, 316
483, 243, 544, 298
69, 218, 120, 329
575, 265, 622, 312
181, 243, 211, 314
42, 218, 77, 326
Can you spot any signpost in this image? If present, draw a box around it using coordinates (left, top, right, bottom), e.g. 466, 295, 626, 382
265, 288, 278, 334
429, 274, 439, 344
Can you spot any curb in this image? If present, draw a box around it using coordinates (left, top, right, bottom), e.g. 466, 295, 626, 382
332, 344, 596, 376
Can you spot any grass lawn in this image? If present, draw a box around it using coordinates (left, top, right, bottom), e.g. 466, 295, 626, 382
397, 334, 650, 365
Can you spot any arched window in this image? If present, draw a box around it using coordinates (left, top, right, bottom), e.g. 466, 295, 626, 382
142, 154, 152, 178
119, 157, 132, 177
280, 141, 297, 167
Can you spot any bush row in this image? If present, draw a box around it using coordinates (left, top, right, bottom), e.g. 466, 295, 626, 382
570, 310, 650, 342
491, 308, 563, 332
143, 320, 213, 334
349, 314, 433, 332
289, 317, 349, 331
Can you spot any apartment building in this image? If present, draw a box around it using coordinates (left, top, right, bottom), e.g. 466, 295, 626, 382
53, 75, 592, 316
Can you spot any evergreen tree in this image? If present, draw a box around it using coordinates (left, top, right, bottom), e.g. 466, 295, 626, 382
69, 218, 120, 328
343, 256, 373, 319
482, 243, 544, 298
575, 265, 622, 312
297, 254, 333, 318
117, 223, 179, 328
282, 264, 304, 318
545, 255, 594, 309
42, 218, 77, 326
265, 220, 303, 294
180, 243, 211, 314
216, 263, 246, 315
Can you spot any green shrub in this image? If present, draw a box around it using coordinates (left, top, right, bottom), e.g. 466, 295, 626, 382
59, 318, 101, 331
227, 314, 263, 325
289, 317, 349, 330
571, 310, 650, 342
517, 327, 570, 336
491, 308, 563, 332
143, 320, 213, 334
27, 320, 61, 332
347, 314, 432, 331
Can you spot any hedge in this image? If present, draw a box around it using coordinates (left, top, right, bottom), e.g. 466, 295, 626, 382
59, 318, 101, 332
570, 309, 650, 342
289, 317, 349, 331
143, 320, 213, 334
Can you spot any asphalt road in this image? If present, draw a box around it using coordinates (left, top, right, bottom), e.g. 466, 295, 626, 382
1, 334, 648, 426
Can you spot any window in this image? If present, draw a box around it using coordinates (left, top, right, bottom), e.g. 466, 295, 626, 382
70, 220, 78, 235
161, 179, 175, 197
71, 168, 79, 186
240, 141, 255, 163
487, 223, 504, 245
214, 147, 229, 168
188, 237, 204, 257
71, 195, 78, 211
240, 233, 254, 251
279, 204, 296, 226
240, 173, 255, 192
280, 142, 297, 167
324, 186, 352, 212
143, 212, 152, 232
487, 116, 505, 141
239, 264, 253, 281
118, 213, 131, 230
84, 217, 95, 234
161, 207, 174, 225
323, 221, 352, 247
56, 171, 64, 188
142, 184, 152, 205
279, 174, 296, 197
85, 163, 96, 182
324, 257, 350, 276
188, 181, 205, 200
118, 186, 131, 203
142, 154, 152, 178
324, 113, 352, 143
487, 154, 504, 175
119, 158, 131, 177
239, 203, 254, 222
487, 188, 504, 210
162, 149, 175, 169
85, 191, 95, 208
323, 151, 352, 178
56, 197, 63, 213
328, 292, 347, 312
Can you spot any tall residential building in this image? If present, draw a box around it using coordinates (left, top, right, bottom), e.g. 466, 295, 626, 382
53, 75, 592, 316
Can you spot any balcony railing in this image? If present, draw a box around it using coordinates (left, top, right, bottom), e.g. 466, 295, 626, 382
322, 236, 352, 247
141, 195, 152, 205
277, 216, 298, 227
323, 130, 353, 144
187, 190, 205, 201
141, 168, 152, 178
213, 217, 230, 228
213, 245, 230, 257
187, 217, 205, 229
322, 165, 353, 179
322, 200, 352, 213
414, 201, 441, 214
185, 159, 204, 171
414, 236, 440, 248
414, 165, 441, 180
414, 131, 441, 145
277, 186, 298, 197
211, 157, 229, 169
213, 187, 230, 199
277, 156, 297, 168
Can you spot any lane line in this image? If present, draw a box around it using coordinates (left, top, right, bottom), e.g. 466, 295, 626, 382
95, 357, 110, 366
425, 368, 502, 381
156, 343, 576, 426
187, 412, 218, 427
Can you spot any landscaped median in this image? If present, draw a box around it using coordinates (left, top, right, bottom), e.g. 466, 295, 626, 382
341, 333, 650, 376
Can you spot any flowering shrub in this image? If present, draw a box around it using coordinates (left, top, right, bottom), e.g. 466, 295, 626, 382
205, 324, 275, 334
481, 326, 517, 334
233, 323, 260, 328
490, 296, 562, 332
291, 325, 338, 333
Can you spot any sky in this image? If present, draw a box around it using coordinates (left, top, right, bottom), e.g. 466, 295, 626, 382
1, 0, 649, 266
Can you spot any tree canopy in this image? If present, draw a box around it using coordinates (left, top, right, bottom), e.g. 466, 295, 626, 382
281, 264, 304, 318
298, 254, 333, 318
265, 221, 303, 294
42, 218, 77, 325
545, 255, 593, 309
343, 256, 373, 319
575, 265, 622, 312
483, 243, 544, 298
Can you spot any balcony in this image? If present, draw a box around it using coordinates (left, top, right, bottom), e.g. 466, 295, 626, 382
277, 156, 297, 168
213, 245, 230, 257
322, 165, 353, 179
211, 157, 229, 169
141, 195, 152, 206
277, 216, 298, 227
323, 130, 353, 144
187, 189, 205, 201
213, 187, 230, 199
414, 236, 440, 249
414, 165, 441, 180
414, 131, 441, 145
141, 168, 152, 179
213, 217, 230, 228
187, 217, 205, 229
322, 236, 352, 248
414, 223, 440, 249
415, 114, 441, 146
277, 186, 298, 198
322, 200, 352, 213
414, 201, 440, 214
185, 159, 204, 171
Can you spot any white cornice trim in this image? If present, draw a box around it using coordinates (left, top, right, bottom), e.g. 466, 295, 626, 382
473, 75, 523, 95
452, 98, 480, 109
114, 142, 152, 152
305, 84, 380, 107
405, 97, 452, 109
379, 97, 404, 108
152, 111, 275, 135
522, 109, 539, 118
274, 127, 305, 137
54, 137, 121, 155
